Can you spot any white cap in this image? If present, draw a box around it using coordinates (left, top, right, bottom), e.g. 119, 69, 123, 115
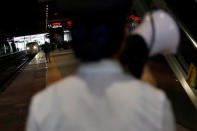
132, 10, 180, 56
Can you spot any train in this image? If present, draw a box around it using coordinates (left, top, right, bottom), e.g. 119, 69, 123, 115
26, 42, 40, 57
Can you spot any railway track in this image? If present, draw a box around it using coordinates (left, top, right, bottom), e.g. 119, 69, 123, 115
0, 51, 32, 93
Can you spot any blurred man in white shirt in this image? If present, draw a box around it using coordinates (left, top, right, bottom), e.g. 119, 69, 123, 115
26, 0, 179, 131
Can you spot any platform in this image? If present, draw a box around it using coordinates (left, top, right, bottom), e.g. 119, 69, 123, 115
0, 51, 47, 131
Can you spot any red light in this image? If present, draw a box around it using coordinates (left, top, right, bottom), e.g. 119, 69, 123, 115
129, 15, 141, 21
54, 33, 58, 37
52, 22, 61, 26
67, 21, 72, 26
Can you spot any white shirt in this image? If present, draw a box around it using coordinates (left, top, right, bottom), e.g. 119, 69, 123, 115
26, 59, 175, 131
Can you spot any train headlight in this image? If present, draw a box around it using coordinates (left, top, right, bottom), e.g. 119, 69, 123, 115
33, 46, 37, 49
27, 47, 30, 50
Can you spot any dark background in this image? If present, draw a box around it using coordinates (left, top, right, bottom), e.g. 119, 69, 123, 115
0, 0, 196, 38
0, 0, 45, 37
164, 0, 197, 39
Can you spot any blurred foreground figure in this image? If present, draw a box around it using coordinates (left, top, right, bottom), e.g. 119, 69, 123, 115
26, 0, 177, 131
121, 9, 180, 78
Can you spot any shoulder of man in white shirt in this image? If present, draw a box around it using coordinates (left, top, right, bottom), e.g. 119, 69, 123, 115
31, 74, 171, 113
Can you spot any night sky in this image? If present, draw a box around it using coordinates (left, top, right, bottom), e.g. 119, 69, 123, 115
0, 0, 45, 37
0, 0, 196, 38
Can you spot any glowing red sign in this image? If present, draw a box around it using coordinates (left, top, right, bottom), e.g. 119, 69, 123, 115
67, 20, 72, 27
54, 33, 59, 37
129, 15, 141, 21
52, 22, 61, 26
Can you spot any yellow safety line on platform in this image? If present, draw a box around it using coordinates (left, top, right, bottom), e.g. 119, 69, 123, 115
47, 57, 62, 86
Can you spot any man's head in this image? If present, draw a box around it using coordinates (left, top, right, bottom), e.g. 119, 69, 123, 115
41, 0, 132, 62
71, 14, 129, 62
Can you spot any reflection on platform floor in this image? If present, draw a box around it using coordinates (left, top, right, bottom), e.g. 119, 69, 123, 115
47, 49, 79, 86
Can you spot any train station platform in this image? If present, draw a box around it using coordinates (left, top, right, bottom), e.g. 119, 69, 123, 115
0, 49, 193, 131
0, 51, 47, 131
46, 49, 79, 86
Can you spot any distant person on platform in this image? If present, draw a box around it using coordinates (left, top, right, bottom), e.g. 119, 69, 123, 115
26, 0, 180, 131
43, 42, 51, 63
